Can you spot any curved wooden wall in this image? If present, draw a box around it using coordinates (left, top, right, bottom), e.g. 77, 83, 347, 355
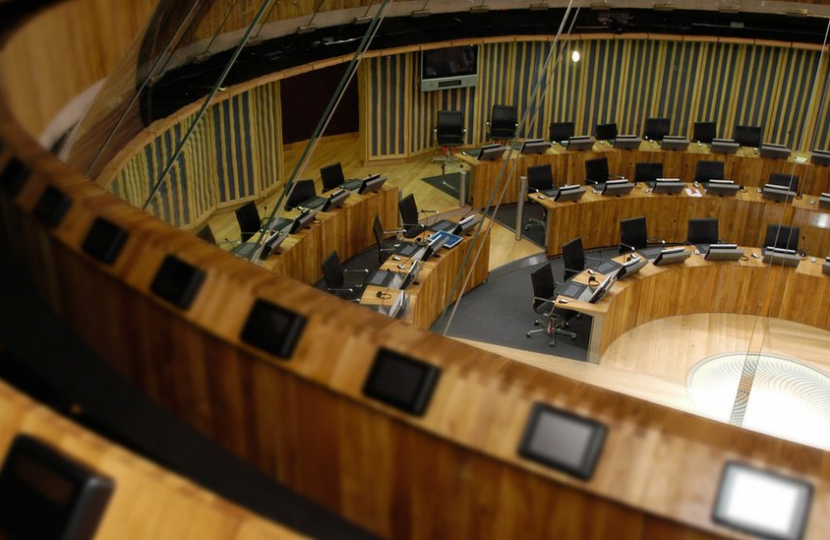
0, 379, 304, 539
3, 2, 830, 540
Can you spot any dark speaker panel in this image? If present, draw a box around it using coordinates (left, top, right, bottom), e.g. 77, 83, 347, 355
240, 299, 306, 359
150, 255, 206, 310
0, 157, 31, 197
81, 217, 128, 265
362, 348, 441, 416
33, 185, 73, 228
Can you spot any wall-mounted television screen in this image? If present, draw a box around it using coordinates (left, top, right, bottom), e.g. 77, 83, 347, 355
421, 45, 479, 92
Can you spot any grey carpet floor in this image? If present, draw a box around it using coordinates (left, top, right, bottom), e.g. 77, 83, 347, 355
421, 171, 464, 199
488, 203, 547, 248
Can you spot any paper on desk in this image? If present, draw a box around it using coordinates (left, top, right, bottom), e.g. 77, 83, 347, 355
685, 187, 703, 197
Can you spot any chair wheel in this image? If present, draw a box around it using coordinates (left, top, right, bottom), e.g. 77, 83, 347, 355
526, 332, 532, 338
571, 335, 577, 340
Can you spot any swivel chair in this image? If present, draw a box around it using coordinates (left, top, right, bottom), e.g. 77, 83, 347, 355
549, 121, 575, 143
764, 224, 800, 252
373, 215, 416, 264
487, 105, 518, 141
595, 122, 618, 142
634, 162, 663, 185
562, 236, 602, 280
399, 193, 435, 239
694, 160, 725, 185
235, 201, 288, 243
687, 218, 719, 249
693, 121, 717, 144
768, 173, 799, 193
286, 179, 327, 211
524, 164, 555, 231
584, 157, 623, 186
619, 216, 664, 254
320, 163, 346, 192
643, 117, 671, 141
433, 111, 466, 175
321, 250, 369, 302
526, 264, 577, 347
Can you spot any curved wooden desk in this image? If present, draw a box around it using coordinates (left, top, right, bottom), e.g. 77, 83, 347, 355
260, 185, 397, 285
528, 183, 830, 258
360, 221, 491, 329
462, 140, 830, 210
559, 246, 830, 363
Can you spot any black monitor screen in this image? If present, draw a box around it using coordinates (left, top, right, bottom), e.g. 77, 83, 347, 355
362, 349, 441, 416
550, 121, 575, 142
734, 125, 762, 148
518, 403, 607, 480
595, 123, 617, 141
422, 45, 478, 80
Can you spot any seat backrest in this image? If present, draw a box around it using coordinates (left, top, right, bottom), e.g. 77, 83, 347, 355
436, 111, 465, 146
490, 105, 517, 138
195, 224, 216, 245
694, 160, 725, 184
764, 224, 800, 251
687, 218, 719, 245
693, 121, 717, 144
733, 125, 762, 148
584, 157, 609, 184
595, 122, 617, 141
320, 163, 345, 192
768, 173, 799, 192
286, 179, 317, 210
527, 164, 554, 192
644, 117, 670, 141
530, 265, 556, 312
235, 201, 261, 242
549, 121, 574, 142
399, 194, 420, 230
562, 236, 585, 277
321, 251, 345, 288
634, 162, 663, 184
372, 215, 384, 249
620, 216, 648, 251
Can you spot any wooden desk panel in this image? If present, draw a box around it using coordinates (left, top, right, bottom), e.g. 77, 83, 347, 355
361, 222, 491, 329
263, 186, 397, 284
463, 141, 830, 210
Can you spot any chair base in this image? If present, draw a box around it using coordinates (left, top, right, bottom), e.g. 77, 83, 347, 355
526, 318, 577, 347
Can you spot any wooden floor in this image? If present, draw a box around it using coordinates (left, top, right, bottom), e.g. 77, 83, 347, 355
459, 313, 830, 448
204, 135, 542, 271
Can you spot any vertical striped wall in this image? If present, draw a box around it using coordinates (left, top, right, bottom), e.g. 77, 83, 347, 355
111, 81, 284, 228
363, 38, 830, 161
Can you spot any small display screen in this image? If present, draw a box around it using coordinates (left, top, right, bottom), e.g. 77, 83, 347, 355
362, 349, 440, 416
713, 462, 813, 540
422, 46, 478, 80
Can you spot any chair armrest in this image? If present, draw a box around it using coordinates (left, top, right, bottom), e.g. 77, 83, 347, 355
344, 269, 370, 274
609, 174, 626, 180
646, 236, 666, 245
328, 287, 355, 293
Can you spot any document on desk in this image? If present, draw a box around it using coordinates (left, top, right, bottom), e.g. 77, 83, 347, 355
685, 187, 703, 197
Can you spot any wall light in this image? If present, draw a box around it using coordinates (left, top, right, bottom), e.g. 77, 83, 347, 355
571, 50, 581, 63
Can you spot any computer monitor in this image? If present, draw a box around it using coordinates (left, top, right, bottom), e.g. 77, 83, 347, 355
521, 139, 552, 155
705, 179, 740, 197
518, 403, 607, 480
601, 180, 635, 197
588, 273, 617, 304
549, 121, 575, 143
733, 125, 762, 148
761, 184, 796, 202
289, 209, 317, 234
321, 189, 349, 211
566, 136, 596, 151
554, 185, 586, 202
595, 122, 618, 141
478, 144, 507, 161
422, 234, 449, 262
693, 121, 717, 144
643, 117, 670, 141
452, 214, 482, 235
358, 174, 387, 194
320, 163, 345, 192
713, 462, 812, 540
704, 244, 745, 261
615, 253, 647, 280
762, 247, 801, 267
653, 247, 691, 266
651, 179, 685, 194
261, 231, 288, 258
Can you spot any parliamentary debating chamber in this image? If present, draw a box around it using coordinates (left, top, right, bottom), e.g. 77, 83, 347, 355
3, 0, 830, 538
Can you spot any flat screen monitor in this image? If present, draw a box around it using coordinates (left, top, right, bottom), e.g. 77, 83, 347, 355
653, 247, 691, 266
452, 214, 481, 235
321, 188, 349, 211
0, 435, 115, 540
652, 179, 685, 195
518, 403, 607, 480
566, 136, 595, 151
643, 117, 670, 141
595, 122, 617, 141
733, 125, 762, 148
588, 273, 617, 304
762, 184, 796, 202
615, 254, 647, 279
358, 174, 387, 194
261, 231, 288, 258
554, 185, 586, 202
602, 180, 635, 197
693, 121, 717, 143
704, 244, 745, 261
549, 121, 575, 143
422, 234, 449, 261
289, 209, 317, 234
362, 348, 441, 416
478, 144, 506, 161
420, 45, 478, 92
706, 179, 740, 197
521, 139, 551, 155
762, 248, 801, 267
713, 462, 812, 540
818, 192, 830, 210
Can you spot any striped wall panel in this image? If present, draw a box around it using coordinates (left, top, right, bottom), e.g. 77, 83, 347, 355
111, 81, 284, 228
364, 39, 830, 160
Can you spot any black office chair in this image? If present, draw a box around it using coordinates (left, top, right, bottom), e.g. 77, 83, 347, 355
433, 111, 466, 173
562, 236, 602, 280
687, 218, 719, 248
195, 224, 216, 245
764, 224, 800, 252
372, 215, 413, 264
595, 122, 618, 141
487, 105, 518, 140
321, 250, 369, 301
643, 117, 670, 141
235, 201, 268, 243
733, 125, 763, 148
286, 179, 327, 211
526, 264, 577, 347
619, 216, 664, 254
693, 121, 717, 144
694, 160, 725, 185
524, 164, 554, 231
584, 157, 622, 186
768, 173, 799, 192
399, 193, 430, 239
634, 162, 663, 185
320, 163, 346, 192
549, 121, 575, 143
